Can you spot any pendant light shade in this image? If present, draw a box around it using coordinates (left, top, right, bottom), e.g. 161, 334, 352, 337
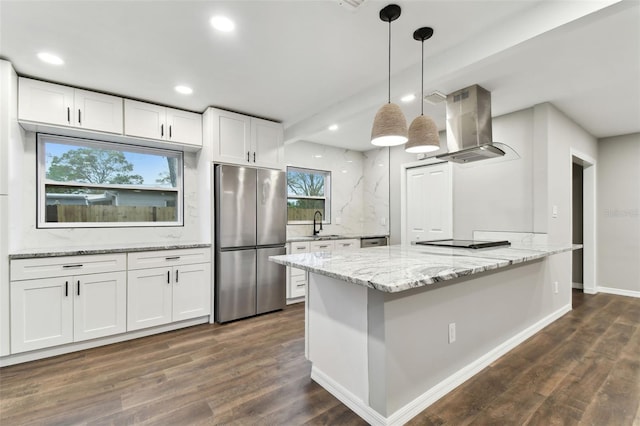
371, 4, 408, 147
405, 26, 440, 154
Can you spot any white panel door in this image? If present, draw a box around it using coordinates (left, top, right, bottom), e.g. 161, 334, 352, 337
18, 78, 74, 126
74, 271, 126, 341
251, 118, 283, 169
124, 99, 166, 140
406, 163, 452, 243
166, 107, 202, 147
10, 277, 73, 353
172, 263, 211, 321
74, 89, 123, 134
211, 109, 251, 164
127, 268, 172, 331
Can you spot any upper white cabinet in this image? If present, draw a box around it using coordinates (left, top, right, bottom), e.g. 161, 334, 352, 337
18, 77, 123, 134
206, 107, 284, 170
124, 99, 202, 147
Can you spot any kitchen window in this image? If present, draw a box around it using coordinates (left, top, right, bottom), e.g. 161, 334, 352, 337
37, 134, 183, 228
287, 166, 331, 224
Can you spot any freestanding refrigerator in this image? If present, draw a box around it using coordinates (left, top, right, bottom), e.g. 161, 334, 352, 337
214, 165, 287, 323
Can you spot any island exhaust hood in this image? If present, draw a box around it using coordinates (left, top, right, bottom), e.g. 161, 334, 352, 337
436, 84, 507, 163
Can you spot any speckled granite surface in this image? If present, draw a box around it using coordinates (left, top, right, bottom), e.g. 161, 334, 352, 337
270, 243, 578, 293
9, 243, 212, 259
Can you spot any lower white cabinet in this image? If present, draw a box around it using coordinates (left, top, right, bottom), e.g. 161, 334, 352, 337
10, 254, 127, 354
127, 248, 211, 331
286, 238, 360, 301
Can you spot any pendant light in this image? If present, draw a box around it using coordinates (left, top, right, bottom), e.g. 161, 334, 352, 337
371, 4, 408, 147
405, 27, 440, 154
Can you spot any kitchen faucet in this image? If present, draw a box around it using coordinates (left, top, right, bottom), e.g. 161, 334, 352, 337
313, 210, 323, 236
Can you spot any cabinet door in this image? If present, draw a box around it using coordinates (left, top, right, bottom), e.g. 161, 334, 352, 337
74, 89, 123, 134
309, 241, 334, 253
251, 118, 284, 169
10, 277, 73, 353
74, 271, 126, 341
173, 263, 211, 321
18, 78, 74, 126
127, 268, 172, 331
334, 239, 360, 250
211, 109, 252, 164
166, 107, 202, 147
124, 99, 166, 140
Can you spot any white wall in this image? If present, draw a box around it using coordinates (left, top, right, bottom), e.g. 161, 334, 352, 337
452, 108, 534, 239
597, 133, 640, 294
283, 142, 388, 240
8, 132, 206, 252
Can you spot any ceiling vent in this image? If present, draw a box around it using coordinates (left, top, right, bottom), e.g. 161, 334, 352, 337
424, 91, 446, 105
339, 0, 366, 11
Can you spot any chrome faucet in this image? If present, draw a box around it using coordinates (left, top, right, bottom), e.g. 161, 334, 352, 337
313, 210, 323, 236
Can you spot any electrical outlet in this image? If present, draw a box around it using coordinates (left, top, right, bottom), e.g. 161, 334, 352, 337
448, 323, 456, 343
554, 281, 559, 294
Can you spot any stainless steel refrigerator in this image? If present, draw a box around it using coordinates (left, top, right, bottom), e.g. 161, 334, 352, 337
214, 165, 287, 323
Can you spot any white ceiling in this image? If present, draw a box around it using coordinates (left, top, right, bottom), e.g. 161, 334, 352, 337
1, 0, 638, 152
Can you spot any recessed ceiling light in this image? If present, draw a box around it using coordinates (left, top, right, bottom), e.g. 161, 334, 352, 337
401, 93, 416, 103
328, 124, 338, 131
210, 15, 235, 32
37, 52, 64, 65
314, 154, 323, 158
175, 85, 193, 95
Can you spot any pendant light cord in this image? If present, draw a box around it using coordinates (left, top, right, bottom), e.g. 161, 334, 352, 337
388, 19, 391, 103
421, 39, 424, 115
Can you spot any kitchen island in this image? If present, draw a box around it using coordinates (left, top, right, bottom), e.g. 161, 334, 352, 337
270, 242, 576, 426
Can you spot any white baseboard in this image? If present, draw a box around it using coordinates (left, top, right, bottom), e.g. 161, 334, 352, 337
311, 304, 572, 426
0, 316, 210, 367
598, 286, 640, 298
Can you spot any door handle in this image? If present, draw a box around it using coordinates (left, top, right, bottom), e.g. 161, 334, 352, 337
65, 281, 68, 297
78, 109, 81, 125
161, 124, 164, 137
167, 270, 170, 284
247, 151, 250, 162
169, 125, 172, 138
175, 269, 179, 283
67, 107, 70, 123
253, 152, 256, 162
77, 280, 80, 296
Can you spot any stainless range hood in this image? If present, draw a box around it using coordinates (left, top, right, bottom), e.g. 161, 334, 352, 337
436, 84, 506, 163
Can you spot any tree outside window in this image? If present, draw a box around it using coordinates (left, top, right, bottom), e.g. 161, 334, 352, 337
287, 167, 331, 223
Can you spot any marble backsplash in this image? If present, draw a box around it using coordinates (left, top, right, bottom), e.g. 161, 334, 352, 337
284, 141, 389, 238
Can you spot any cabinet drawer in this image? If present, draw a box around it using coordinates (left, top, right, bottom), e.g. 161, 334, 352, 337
309, 241, 334, 252
128, 248, 212, 270
289, 242, 310, 254
290, 266, 305, 278
334, 239, 360, 250
11, 254, 126, 281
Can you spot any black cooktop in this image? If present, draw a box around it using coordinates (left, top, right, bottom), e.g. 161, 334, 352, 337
415, 239, 511, 249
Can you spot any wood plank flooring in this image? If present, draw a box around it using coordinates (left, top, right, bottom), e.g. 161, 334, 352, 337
1, 290, 638, 425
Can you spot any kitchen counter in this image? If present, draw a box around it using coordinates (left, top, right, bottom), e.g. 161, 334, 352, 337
269, 242, 577, 425
270, 242, 576, 293
9, 242, 212, 259
286, 234, 388, 243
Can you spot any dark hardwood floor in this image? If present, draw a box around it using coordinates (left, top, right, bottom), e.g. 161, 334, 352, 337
1, 290, 638, 425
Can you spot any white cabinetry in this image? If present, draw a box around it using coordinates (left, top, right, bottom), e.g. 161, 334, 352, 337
124, 99, 202, 147
10, 254, 127, 354
206, 107, 284, 169
18, 77, 123, 134
333, 239, 360, 251
286, 239, 360, 302
127, 248, 211, 331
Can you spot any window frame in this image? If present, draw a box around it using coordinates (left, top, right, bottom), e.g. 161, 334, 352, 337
286, 166, 331, 225
37, 133, 184, 228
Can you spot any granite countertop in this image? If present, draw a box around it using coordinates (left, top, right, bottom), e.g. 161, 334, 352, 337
9, 242, 212, 259
270, 243, 578, 293
287, 234, 388, 243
